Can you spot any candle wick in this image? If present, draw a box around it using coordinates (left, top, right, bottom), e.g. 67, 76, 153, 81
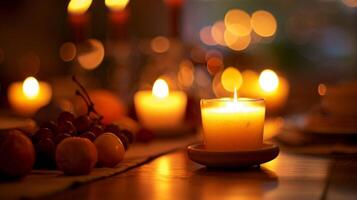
233, 87, 238, 103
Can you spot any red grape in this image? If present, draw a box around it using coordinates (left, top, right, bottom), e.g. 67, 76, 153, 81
33, 128, 54, 144
120, 129, 134, 144
74, 115, 92, 133
57, 121, 76, 135
40, 121, 57, 133
54, 133, 71, 145
57, 111, 75, 124
90, 125, 104, 137
80, 131, 96, 142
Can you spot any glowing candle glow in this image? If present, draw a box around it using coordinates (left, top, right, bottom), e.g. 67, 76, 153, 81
201, 90, 265, 151
240, 69, 289, 112
8, 77, 52, 116
134, 79, 187, 131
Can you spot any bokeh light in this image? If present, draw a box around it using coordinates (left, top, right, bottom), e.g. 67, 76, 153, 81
177, 59, 195, 88
59, 42, 77, 62
318, 83, 327, 96
251, 10, 277, 37
200, 26, 217, 46
221, 67, 243, 92
77, 39, 105, 70
259, 69, 279, 92
211, 21, 226, 46
67, 0, 93, 14
224, 30, 251, 51
105, 0, 130, 11
206, 57, 223, 76
151, 36, 170, 53
224, 9, 251, 36
342, 0, 357, 7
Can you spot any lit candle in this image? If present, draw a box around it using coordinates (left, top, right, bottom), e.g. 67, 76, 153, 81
240, 69, 289, 112
67, 0, 92, 42
105, 0, 130, 40
134, 79, 187, 131
201, 90, 265, 151
8, 77, 52, 116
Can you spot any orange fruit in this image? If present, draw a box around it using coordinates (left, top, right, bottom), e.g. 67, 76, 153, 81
56, 137, 97, 175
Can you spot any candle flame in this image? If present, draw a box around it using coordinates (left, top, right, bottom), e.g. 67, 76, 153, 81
22, 76, 40, 99
152, 79, 169, 98
259, 69, 279, 92
67, 0, 93, 15
105, 0, 130, 11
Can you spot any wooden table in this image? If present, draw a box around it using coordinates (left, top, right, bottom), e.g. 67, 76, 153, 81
43, 148, 357, 200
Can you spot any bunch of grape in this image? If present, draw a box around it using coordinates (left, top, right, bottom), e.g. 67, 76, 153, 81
31, 76, 134, 169
32, 111, 133, 168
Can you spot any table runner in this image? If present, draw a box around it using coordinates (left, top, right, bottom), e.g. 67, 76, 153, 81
0, 135, 199, 199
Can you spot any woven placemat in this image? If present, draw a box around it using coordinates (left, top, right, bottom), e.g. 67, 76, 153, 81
0, 135, 198, 199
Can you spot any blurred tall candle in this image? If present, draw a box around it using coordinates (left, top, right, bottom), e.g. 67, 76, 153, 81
8, 77, 52, 116
67, 0, 92, 42
105, 0, 130, 40
134, 79, 187, 131
201, 91, 265, 151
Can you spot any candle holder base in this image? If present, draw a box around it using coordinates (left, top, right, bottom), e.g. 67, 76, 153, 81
187, 143, 279, 168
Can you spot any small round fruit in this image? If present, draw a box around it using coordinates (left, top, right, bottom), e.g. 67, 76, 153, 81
74, 115, 92, 132
54, 133, 71, 145
80, 131, 96, 142
57, 121, 76, 135
33, 128, 54, 143
94, 132, 125, 168
56, 137, 97, 175
58, 111, 75, 124
40, 121, 57, 133
0, 130, 35, 178
90, 125, 104, 137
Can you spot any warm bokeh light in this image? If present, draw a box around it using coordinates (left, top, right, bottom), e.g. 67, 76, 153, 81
224, 9, 251, 36
224, 30, 251, 51
22, 77, 39, 99
264, 117, 284, 140
200, 26, 217, 46
67, 0, 93, 14
77, 39, 105, 70
152, 79, 169, 98
251, 10, 277, 37
211, 21, 226, 46
342, 0, 357, 7
151, 36, 170, 53
221, 67, 243, 92
259, 69, 279, 92
318, 83, 327, 96
105, 0, 130, 11
207, 57, 223, 75
59, 42, 76, 62
178, 60, 195, 88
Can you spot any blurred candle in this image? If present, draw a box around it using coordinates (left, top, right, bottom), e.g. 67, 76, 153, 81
258, 69, 289, 111
240, 69, 289, 112
8, 77, 52, 116
105, 0, 130, 39
67, 0, 92, 42
134, 79, 187, 131
201, 90, 265, 151
164, 0, 185, 38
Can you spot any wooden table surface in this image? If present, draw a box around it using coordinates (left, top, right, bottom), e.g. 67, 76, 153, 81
42, 148, 357, 200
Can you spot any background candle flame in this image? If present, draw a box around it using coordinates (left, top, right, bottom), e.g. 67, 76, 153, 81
259, 69, 279, 92
67, 0, 93, 14
152, 79, 169, 98
105, 0, 130, 11
22, 77, 40, 99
